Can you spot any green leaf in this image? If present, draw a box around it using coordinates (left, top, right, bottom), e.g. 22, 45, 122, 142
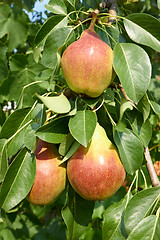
69, 110, 97, 147
124, 187, 160, 235
59, 134, 80, 164
137, 94, 151, 122
0, 141, 8, 182
45, 0, 67, 15
4, 123, 38, 158
0, 228, 16, 240
113, 43, 151, 104
28, 22, 41, 48
34, 15, 67, 46
60, 141, 80, 164
35, 93, 71, 114
62, 205, 85, 240
59, 133, 75, 156
61, 186, 94, 240
82, 0, 101, 9
35, 68, 53, 82
137, 119, 152, 147
0, 4, 29, 52
119, 99, 133, 120
33, 46, 42, 63
0, 55, 52, 107
0, 4, 12, 38
0, 105, 43, 157
98, 24, 120, 49
103, 89, 116, 114
24, 123, 40, 152
124, 13, 160, 52
22, 81, 55, 108
0, 43, 8, 84
149, 101, 160, 117
113, 127, 144, 174
0, 108, 31, 139
6, 128, 31, 157
41, 27, 73, 68
66, 0, 74, 6
81, 97, 101, 109
128, 215, 160, 240
102, 195, 129, 240
9, 54, 28, 71
0, 139, 6, 153
127, 112, 152, 147
36, 117, 69, 143
0, 148, 36, 211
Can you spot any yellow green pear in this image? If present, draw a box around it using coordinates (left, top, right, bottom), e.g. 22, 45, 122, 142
67, 123, 126, 201
61, 13, 114, 98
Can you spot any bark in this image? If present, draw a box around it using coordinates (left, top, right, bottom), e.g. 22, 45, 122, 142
144, 147, 160, 187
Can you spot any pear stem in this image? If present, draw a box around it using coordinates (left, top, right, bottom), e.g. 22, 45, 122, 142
88, 12, 98, 32
144, 147, 160, 187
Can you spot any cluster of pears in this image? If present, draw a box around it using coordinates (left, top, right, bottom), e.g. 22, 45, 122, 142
61, 12, 115, 98
28, 13, 124, 205
28, 123, 125, 205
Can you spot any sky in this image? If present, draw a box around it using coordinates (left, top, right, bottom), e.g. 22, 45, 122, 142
27, 0, 49, 19
33, 0, 49, 13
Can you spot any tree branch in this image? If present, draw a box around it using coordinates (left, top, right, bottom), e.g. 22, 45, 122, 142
144, 147, 160, 187
100, 0, 117, 24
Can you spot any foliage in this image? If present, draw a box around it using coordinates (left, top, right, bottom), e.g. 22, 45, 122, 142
0, 0, 160, 239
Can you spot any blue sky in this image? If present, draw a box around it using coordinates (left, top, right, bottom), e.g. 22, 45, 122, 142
27, 0, 49, 19
33, 0, 49, 13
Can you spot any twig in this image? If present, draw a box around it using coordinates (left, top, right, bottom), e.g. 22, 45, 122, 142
118, 84, 138, 109
110, 83, 138, 109
149, 144, 159, 151
144, 147, 160, 187
75, 9, 100, 26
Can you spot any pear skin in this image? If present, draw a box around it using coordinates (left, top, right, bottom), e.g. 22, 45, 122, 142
67, 123, 126, 201
61, 13, 114, 98
28, 140, 66, 205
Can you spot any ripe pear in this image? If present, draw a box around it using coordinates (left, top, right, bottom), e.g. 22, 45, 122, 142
28, 140, 66, 205
61, 13, 114, 98
67, 123, 126, 201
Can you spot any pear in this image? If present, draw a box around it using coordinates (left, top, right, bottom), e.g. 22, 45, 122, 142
28, 140, 66, 205
61, 13, 114, 98
67, 123, 126, 201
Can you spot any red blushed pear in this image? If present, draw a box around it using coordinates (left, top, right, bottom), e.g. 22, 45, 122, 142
67, 123, 126, 201
28, 140, 66, 205
61, 12, 114, 98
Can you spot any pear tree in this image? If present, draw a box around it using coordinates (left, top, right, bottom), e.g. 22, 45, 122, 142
0, 0, 160, 239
